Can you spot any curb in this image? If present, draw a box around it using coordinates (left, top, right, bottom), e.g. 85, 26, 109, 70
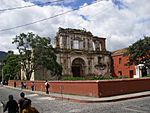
3, 86, 150, 103
50, 93, 150, 103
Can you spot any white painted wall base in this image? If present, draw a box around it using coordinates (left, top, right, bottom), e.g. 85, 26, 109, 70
134, 64, 144, 78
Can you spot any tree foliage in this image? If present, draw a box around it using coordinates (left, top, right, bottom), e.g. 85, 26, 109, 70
124, 36, 150, 68
13, 32, 62, 80
3, 51, 20, 80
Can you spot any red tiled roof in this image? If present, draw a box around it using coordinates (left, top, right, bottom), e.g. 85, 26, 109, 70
111, 48, 127, 56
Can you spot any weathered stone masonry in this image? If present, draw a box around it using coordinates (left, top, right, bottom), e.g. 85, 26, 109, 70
55, 27, 112, 78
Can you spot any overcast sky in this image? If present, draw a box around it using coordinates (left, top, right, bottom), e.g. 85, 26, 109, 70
0, 0, 150, 53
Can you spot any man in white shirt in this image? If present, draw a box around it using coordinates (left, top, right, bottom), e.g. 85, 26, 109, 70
45, 80, 49, 94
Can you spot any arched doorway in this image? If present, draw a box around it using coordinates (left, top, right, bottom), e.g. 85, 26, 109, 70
72, 58, 85, 77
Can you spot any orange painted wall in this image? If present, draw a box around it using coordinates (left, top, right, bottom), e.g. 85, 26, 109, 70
98, 78, 150, 97
112, 54, 136, 78
8, 80, 99, 97
8, 78, 150, 97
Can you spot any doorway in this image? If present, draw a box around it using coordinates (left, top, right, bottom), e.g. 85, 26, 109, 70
72, 58, 85, 77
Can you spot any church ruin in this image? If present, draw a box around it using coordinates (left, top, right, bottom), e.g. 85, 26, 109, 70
55, 27, 112, 78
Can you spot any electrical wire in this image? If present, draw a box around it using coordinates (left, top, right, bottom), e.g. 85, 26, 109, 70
0, 0, 64, 12
0, 1, 101, 32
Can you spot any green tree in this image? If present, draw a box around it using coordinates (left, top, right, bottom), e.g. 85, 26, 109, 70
13, 32, 62, 80
125, 36, 150, 68
0, 51, 7, 81
2, 51, 20, 80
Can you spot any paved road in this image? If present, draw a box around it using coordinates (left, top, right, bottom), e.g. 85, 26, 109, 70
0, 86, 150, 113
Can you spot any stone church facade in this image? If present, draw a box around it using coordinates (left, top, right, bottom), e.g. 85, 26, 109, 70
55, 28, 112, 78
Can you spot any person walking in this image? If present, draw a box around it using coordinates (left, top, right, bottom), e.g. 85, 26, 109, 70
23, 82, 26, 89
31, 81, 35, 91
18, 92, 28, 113
45, 80, 49, 94
22, 99, 39, 113
14, 81, 16, 87
21, 82, 24, 89
1, 81, 3, 86
3, 95, 19, 113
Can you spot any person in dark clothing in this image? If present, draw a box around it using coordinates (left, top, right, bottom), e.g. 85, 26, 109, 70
23, 82, 26, 89
18, 92, 28, 113
21, 82, 24, 89
4, 95, 19, 113
14, 81, 16, 87
45, 80, 50, 94
31, 81, 35, 91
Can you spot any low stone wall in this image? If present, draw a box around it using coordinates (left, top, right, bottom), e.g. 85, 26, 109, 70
98, 78, 150, 97
8, 80, 99, 97
8, 78, 150, 97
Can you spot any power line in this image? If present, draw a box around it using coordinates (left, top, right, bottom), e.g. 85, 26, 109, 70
0, 1, 101, 32
0, 0, 64, 12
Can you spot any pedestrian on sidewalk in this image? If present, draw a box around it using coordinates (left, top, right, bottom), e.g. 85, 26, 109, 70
31, 81, 35, 91
14, 81, 16, 87
45, 80, 50, 94
18, 92, 28, 113
22, 99, 39, 113
1, 81, 3, 86
23, 82, 26, 89
21, 82, 24, 89
4, 95, 19, 113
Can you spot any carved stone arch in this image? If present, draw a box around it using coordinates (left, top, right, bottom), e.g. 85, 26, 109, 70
71, 58, 86, 77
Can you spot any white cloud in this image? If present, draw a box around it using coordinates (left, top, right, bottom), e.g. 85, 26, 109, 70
0, 0, 150, 53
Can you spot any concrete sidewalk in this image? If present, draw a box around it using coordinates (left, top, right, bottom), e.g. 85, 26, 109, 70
49, 91, 150, 103
5, 86, 150, 103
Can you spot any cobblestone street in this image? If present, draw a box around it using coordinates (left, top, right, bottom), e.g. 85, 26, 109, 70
1, 86, 150, 113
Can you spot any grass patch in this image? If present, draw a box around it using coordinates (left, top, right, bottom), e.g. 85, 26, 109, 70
91, 76, 114, 80
62, 77, 85, 80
